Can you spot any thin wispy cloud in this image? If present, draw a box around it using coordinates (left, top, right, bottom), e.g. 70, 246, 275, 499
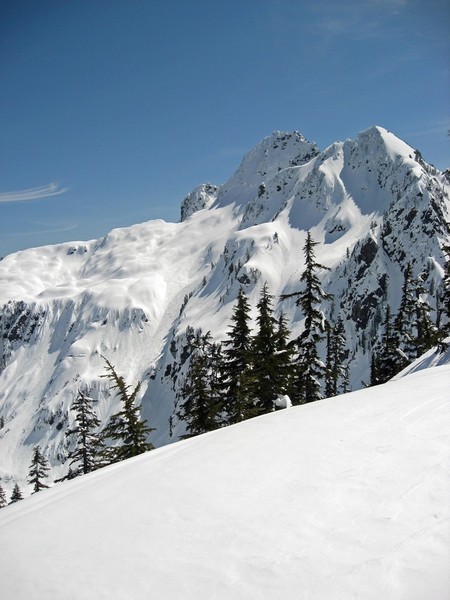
406, 120, 450, 138
309, 0, 410, 40
0, 182, 68, 203
2, 223, 78, 238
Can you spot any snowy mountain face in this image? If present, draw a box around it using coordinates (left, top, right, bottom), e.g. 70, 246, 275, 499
0, 126, 449, 489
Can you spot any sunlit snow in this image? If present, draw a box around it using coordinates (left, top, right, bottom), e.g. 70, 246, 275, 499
0, 365, 449, 599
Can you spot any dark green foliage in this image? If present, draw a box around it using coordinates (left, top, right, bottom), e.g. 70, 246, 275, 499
65, 390, 103, 476
0, 484, 7, 508
325, 319, 348, 397
374, 305, 399, 384
413, 273, 439, 357
370, 353, 380, 386
10, 483, 23, 504
101, 357, 155, 464
441, 245, 450, 331
393, 262, 417, 366
28, 446, 50, 493
251, 283, 288, 413
177, 330, 222, 438
274, 311, 297, 398
221, 288, 257, 423
249, 286, 297, 413
282, 232, 332, 403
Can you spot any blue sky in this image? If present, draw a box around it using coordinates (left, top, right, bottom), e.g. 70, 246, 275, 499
1, 0, 449, 257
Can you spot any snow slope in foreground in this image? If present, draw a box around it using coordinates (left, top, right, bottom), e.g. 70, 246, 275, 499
1, 366, 449, 600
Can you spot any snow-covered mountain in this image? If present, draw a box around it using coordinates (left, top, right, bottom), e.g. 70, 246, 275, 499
1, 364, 449, 600
0, 126, 449, 488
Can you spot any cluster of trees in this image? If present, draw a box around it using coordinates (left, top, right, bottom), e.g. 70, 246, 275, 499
176, 236, 450, 439
371, 248, 450, 384
0, 357, 155, 505
175, 232, 350, 438
59, 357, 155, 480
0, 445, 50, 507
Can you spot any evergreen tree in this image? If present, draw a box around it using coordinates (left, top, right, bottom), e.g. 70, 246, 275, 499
176, 330, 222, 438
274, 311, 296, 399
393, 262, 417, 366
221, 288, 256, 423
441, 244, 450, 333
370, 353, 381, 386
340, 360, 351, 394
325, 319, 348, 398
28, 446, 50, 493
101, 358, 155, 464
65, 390, 103, 476
376, 305, 399, 383
413, 272, 439, 356
0, 484, 7, 508
251, 283, 288, 414
282, 232, 332, 403
9, 483, 23, 504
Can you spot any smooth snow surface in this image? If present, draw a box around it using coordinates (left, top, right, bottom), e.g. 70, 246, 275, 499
1, 366, 449, 600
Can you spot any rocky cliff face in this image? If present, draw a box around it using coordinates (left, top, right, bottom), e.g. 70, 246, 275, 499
0, 126, 449, 490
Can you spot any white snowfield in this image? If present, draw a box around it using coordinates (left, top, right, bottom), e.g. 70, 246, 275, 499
1, 365, 449, 600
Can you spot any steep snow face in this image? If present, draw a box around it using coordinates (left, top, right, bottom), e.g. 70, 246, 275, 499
0, 126, 449, 488
215, 131, 320, 213
180, 183, 218, 221
1, 366, 449, 600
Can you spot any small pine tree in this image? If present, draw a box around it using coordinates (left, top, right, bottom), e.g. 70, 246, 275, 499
413, 272, 439, 356
340, 361, 351, 394
176, 330, 222, 438
393, 262, 417, 366
10, 482, 23, 504
376, 305, 399, 383
370, 352, 381, 386
221, 288, 257, 423
0, 484, 7, 508
325, 319, 348, 397
28, 446, 50, 493
274, 311, 296, 399
441, 244, 450, 333
282, 232, 332, 403
251, 283, 288, 414
101, 358, 155, 464
65, 390, 104, 476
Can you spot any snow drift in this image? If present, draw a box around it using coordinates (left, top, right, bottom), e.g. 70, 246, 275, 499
1, 365, 449, 600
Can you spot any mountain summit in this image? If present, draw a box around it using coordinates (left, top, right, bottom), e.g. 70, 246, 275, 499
0, 126, 449, 488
